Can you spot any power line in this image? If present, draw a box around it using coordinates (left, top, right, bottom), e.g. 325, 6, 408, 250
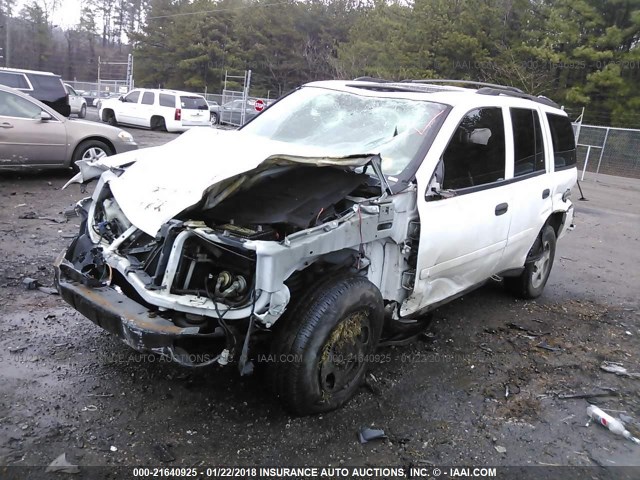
147, 1, 294, 20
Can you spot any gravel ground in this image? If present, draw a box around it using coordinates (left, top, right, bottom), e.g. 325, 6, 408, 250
0, 118, 639, 476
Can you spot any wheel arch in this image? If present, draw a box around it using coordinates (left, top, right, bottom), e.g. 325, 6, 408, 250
69, 136, 115, 168
545, 210, 567, 238
101, 108, 115, 122
151, 115, 169, 131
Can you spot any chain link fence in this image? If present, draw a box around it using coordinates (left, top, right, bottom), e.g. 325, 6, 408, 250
573, 124, 640, 180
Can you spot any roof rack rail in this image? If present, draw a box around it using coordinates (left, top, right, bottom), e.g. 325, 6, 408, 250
400, 79, 524, 93
353, 76, 394, 83
476, 87, 560, 108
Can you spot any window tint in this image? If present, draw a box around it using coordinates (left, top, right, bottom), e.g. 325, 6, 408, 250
0, 91, 42, 119
547, 114, 577, 169
28, 74, 64, 94
180, 96, 208, 110
124, 91, 140, 103
511, 108, 545, 176
159, 93, 175, 107
141, 91, 155, 105
0, 71, 30, 89
441, 107, 506, 190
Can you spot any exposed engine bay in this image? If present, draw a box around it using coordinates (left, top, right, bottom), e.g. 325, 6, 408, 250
56, 159, 420, 370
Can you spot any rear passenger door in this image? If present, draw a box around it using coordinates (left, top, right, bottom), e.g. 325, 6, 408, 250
409, 107, 512, 310
546, 113, 578, 215
137, 91, 156, 127
500, 107, 553, 269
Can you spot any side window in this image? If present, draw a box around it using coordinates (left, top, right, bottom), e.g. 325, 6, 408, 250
141, 92, 155, 105
0, 71, 30, 89
546, 114, 577, 169
66, 85, 77, 96
0, 91, 42, 119
441, 107, 505, 190
159, 94, 175, 107
511, 108, 545, 176
124, 91, 140, 103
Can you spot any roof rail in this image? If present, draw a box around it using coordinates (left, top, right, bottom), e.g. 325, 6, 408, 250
401, 79, 524, 93
476, 87, 560, 108
353, 76, 394, 83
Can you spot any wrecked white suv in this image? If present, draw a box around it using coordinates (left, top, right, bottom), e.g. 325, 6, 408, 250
55, 79, 577, 414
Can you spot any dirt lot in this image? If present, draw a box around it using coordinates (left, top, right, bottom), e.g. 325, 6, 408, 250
0, 122, 639, 476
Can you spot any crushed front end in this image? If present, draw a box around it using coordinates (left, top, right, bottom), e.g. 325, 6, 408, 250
55, 159, 411, 372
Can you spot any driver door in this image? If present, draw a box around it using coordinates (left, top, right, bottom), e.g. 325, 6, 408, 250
402, 107, 512, 316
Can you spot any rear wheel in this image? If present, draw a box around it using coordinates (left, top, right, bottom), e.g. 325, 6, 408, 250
210, 112, 219, 125
270, 275, 384, 415
151, 116, 167, 131
505, 225, 556, 299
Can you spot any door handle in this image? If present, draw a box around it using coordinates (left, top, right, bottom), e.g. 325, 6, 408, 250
542, 189, 550, 199
495, 203, 509, 216
0, 122, 13, 129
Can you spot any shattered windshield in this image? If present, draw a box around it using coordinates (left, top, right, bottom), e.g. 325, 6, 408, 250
241, 86, 448, 176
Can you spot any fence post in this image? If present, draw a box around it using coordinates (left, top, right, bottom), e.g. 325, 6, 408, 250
595, 127, 610, 179
581, 145, 591, 181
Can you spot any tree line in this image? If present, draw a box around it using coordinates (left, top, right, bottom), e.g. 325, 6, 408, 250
2, 0, 640, 127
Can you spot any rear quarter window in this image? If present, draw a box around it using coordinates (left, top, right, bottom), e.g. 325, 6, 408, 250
0, 71, 30, 89
28, 74, 65, 94
546, 114, 577, 169
180, 96, 208, 110
159, 93, 175, 107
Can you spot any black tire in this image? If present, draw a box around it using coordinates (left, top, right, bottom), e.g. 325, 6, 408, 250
505, 225, 556, 299
151, 116, 167, 131
72, 139, 113, 171
104, 110, 117, 126
79, 104, 87, 119
210, 112, 219, 125
270, 275, 384, 415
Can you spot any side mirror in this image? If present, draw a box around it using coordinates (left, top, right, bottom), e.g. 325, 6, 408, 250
40, 111, 53, 121
119, 96, 125, 102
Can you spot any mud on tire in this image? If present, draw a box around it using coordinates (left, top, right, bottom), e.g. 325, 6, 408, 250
269, 275, 384, 415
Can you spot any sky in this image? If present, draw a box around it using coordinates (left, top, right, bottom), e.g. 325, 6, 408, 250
14, 0, 83, 28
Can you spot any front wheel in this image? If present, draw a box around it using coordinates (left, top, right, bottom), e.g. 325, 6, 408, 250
78, 104, 87, 118
270, 275, 384, 415
104, 110, 118, 126
505, 225, 556, 299
73, 139, 112, 163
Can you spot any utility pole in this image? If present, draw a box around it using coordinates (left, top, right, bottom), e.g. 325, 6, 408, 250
2, 0, 10, 67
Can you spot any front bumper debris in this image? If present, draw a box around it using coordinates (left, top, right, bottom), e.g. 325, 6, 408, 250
54, 252, 203, 355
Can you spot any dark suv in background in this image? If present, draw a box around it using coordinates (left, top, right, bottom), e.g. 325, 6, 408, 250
0, 68, 70, 117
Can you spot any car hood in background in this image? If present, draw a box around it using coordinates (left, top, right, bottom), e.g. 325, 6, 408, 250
76, 128, 373, 236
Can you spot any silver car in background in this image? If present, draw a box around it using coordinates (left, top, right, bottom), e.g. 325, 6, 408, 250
0, 84, 138, 170
64, 83, 88, 118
